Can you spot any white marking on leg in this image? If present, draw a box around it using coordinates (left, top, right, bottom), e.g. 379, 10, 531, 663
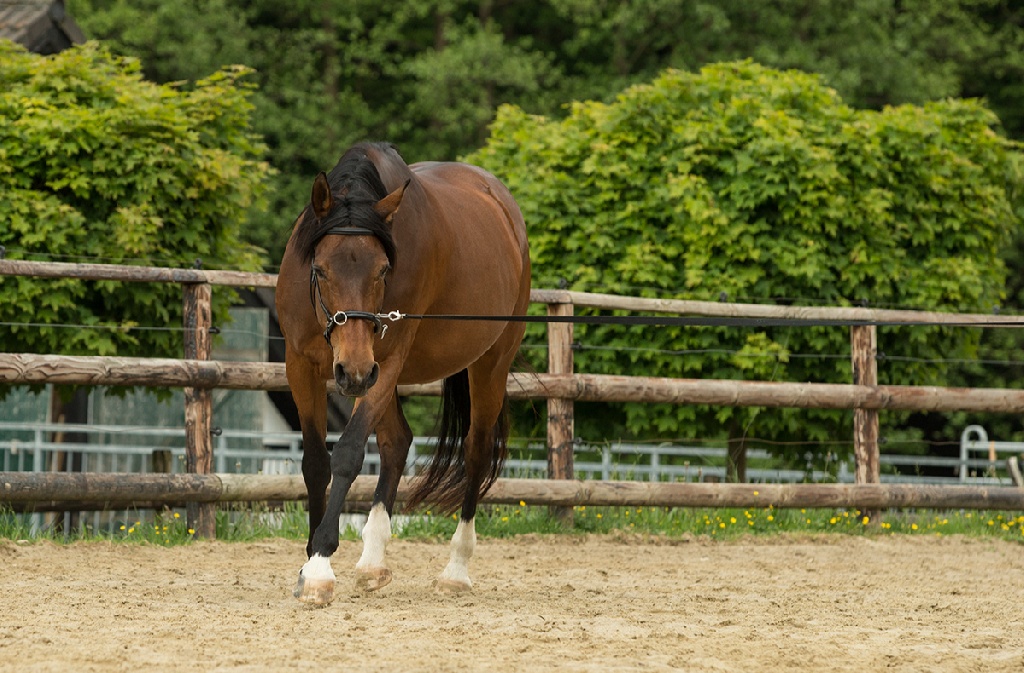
356, 503, 391, 571
438, 517, 476, 588
300, 554, 335, 582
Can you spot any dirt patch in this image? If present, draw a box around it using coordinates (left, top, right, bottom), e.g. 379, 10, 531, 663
0, 534, 1021, 672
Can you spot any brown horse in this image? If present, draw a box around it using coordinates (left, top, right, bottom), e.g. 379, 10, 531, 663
276, 142, 530, 604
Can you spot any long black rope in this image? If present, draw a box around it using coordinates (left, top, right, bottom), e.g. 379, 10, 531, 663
386, 312, 1023, 329
305, 227, 1020, 331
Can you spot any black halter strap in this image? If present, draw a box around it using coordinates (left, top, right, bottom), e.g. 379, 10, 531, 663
324, 226, 376, 237
309, 227, 386, 342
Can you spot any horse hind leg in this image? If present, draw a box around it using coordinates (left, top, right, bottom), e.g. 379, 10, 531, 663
436, 516, 477, 594
355, 394, 413, 592
435, 366, 511, 594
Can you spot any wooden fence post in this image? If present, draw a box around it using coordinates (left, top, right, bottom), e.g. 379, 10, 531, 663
547, 300, 574, 523
851, 324, 880, 484
183, 282, 216, 538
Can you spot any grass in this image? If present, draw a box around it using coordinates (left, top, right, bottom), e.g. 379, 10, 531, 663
405, 503, 1024, 541
3, 502, 1022, 545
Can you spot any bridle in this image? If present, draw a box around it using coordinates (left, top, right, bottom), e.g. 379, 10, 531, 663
309, 226, 396, 343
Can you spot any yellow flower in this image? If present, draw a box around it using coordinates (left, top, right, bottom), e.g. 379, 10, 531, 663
911, 523, 919, 531
188, 528, 195, 535
862, 516, 870, 525
173, 512, 181, 519
519, 501, 526, 508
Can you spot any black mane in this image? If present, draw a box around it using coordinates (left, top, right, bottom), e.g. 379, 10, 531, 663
293, 142, 399, 265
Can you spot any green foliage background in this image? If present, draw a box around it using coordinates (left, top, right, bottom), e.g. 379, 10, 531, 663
7, 1, 1024, 455
0, 41, 270, 358
467, 63, 1023, 458
67, 0, 1024, 266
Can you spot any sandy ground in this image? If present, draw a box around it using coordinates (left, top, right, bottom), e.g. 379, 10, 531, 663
0, 534, 1021, 673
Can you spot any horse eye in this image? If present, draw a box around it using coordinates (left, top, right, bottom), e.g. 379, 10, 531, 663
312, 265, 326, 279
379, 265, 391, 279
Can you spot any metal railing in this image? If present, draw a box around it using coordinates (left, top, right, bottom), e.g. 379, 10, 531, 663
958, 425, 1024, 484
4, 422, 1020, 487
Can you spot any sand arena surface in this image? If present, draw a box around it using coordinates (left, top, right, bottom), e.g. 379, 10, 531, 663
0, 534, 1021, 672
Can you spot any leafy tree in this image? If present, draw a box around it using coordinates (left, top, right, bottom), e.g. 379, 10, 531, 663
68, 0, 1024, 268
467, 62, 1023, 471
546, 0, 1024, 134
69, 0, 557, 264
0, 40, 269, 359
61, 0, 1024, 455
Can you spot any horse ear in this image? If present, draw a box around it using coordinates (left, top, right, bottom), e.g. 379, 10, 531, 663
311, 172, 333, 219
373, 179, 410, 225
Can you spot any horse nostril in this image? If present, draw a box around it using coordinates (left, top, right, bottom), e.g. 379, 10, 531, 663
334, 363, 346, 386
365, 363, 380, 389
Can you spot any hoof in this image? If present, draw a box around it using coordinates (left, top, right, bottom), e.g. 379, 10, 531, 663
433, 578, 473, 594
355, 566, 393, 592
294, 573, 335, 605
294, 554, 336, 605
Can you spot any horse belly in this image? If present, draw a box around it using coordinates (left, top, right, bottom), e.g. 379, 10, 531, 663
393, 163, 529, 385
395, 312, 515, 385
397, 257, 524, 384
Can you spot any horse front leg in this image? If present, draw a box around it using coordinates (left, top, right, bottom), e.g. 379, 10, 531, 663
284, 351, 329, 559
294, 369, 400, 605
355, 393, 413, 592
293, 411, 371, 605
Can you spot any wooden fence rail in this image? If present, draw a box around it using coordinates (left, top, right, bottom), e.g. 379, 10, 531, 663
5, 354, 1024, 414
4, 472, 1023, 512
3, 259, 1023, 534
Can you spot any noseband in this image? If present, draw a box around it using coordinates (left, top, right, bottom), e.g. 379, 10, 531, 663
309, 226, 386, 343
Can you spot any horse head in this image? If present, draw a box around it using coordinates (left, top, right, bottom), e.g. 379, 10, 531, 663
308, 170, 407, 397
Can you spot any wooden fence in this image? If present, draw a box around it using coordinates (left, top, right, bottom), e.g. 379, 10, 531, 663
3, 472, 1021, 512
2, 259, 1024, 535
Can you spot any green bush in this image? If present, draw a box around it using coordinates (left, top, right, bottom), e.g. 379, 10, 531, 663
468, 62, 1023, 461
0, 41, 270, 358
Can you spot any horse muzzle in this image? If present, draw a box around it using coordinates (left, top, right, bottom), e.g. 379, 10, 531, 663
334, 361, 380, 397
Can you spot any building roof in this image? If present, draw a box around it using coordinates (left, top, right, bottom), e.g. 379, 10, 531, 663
0, 0, 84, 54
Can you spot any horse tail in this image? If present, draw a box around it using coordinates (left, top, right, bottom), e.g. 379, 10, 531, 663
404, 368, 510, 514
